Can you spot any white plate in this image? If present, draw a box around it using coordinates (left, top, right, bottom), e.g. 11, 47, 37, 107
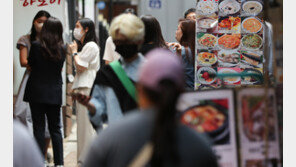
197, 67, 217, 85
197, 1, 218, 15
242, 1, 263, 16
219, 0, 241, 15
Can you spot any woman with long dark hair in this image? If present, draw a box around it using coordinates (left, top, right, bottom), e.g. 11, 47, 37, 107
23, 17, 66, 167
82, 49, 218, 167
69, 18, 100, 166
15, 10, 55, 163
140, 15, 168, 55
175, 19, 196, 90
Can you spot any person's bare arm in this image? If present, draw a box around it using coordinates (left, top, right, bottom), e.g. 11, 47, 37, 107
69, 41, 88, 73
19, 45, 28, 67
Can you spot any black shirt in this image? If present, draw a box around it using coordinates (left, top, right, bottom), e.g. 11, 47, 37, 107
24, 41, 65, 105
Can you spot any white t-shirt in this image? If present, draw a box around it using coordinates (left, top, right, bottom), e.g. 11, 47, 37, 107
72, 41, 100, 89
103, 36, 121, 62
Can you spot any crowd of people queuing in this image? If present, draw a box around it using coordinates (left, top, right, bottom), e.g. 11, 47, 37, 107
13, 7, 218, 167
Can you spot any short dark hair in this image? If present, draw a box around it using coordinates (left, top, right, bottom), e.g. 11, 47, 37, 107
184, 8, 196, 18
124, 8, 137, 15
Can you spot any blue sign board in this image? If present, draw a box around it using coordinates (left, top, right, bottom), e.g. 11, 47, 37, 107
149, 0, 161, 9
97, 1, 106, 10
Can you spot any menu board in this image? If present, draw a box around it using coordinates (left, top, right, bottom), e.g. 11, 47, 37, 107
195, 0, 265, 90
237, 88, 281, 167
177, 90, 238, 167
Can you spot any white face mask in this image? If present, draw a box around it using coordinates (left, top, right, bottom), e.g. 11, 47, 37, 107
73, 28, 84, 40
35, 23, 43, 33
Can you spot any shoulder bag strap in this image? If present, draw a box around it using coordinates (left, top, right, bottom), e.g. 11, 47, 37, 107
128, 142, 153, 167
109, 61, 137, 102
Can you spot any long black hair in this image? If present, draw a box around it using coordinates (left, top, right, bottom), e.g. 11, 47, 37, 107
40, 17, 65, 61
30, 10, 51, 43
140, 15, 168, 49
144, 79, 183, 167
78, 18, 98, 47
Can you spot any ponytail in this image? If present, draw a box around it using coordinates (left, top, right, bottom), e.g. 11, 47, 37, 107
144, 79, 182, 167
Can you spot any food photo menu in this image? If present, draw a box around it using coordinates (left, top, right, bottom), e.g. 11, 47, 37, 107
236, 88, 281, 167
177, 90, 238, 167
195, 0, 265, 90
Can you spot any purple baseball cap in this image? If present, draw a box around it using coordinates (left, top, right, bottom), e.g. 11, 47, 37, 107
138, 48, 184, 91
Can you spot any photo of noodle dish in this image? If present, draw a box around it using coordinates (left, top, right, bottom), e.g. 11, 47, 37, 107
219, 0, 241, 16
197, 51, 218, 66
181, 99, 230, 145
197, 0, 219, 15
241, 34, 263, 50
218, 50, 240, 67
197, 33, 218, 48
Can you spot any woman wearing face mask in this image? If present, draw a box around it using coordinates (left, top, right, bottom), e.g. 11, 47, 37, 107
69, 18, 100, 167
175, 19, 196, 90
15, 10, 54, 163
23, 17, 66, 167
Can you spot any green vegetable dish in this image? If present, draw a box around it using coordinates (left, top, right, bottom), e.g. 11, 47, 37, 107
242, 34, 262, 50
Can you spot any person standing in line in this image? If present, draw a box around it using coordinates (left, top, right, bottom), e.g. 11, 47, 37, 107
139, 15, 168, 55
174, 19, 196, 90
82, 49, 218, 167
69, 18, 100, 167
23, 17, 66, 167
15, 10, 55, 164
73, 13, 145, 131
103, 8, 137, 64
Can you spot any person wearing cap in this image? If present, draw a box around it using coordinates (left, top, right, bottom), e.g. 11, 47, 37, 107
82, 49, 218, 167
73, 13, 145, 130
103, 8, 137, 64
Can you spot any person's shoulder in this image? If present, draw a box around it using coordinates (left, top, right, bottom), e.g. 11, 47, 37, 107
18, 34, 30, 41
85, 41, 99, 48
98, 110, 153, 139
106, 36, 113, 42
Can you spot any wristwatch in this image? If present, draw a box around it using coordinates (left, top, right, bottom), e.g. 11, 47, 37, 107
72, 52, 78, 57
